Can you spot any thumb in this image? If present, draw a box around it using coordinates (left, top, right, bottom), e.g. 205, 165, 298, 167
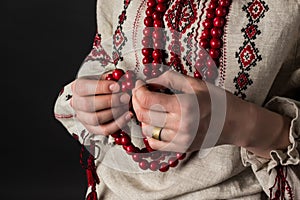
147, 70, 200, 93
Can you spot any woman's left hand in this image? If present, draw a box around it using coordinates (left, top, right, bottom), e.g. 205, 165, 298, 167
132, 70, 229, 152
132, 70, 291, 157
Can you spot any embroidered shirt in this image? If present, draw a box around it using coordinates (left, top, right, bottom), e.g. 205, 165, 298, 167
54, 0, 300, 199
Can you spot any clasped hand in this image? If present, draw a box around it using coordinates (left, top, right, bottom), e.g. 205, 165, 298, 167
70, 70, 232, 153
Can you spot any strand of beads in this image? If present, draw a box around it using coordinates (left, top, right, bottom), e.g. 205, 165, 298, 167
195, 0, 232, 81
106, 68, 186, 172
142, 0, 169, 79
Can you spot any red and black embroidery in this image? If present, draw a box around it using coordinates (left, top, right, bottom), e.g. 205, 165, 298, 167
183, 28, 196, 72
165, 0, 198, 34
112, 0, 132, 65
132, 0, 147, 73
233, 0, 268, 99
85, 33, 113, 67
165, 0, 198, 74
269, 166, 294, 200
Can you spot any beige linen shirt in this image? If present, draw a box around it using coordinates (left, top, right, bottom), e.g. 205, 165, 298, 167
54, 0, 300, 199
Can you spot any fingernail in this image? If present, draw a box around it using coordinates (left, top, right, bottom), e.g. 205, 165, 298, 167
120, 93, 130, 104
125, 112, 133, 120
109, 83, 117, 91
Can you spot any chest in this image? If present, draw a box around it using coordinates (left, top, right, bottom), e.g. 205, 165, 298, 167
110, 0, 299, 104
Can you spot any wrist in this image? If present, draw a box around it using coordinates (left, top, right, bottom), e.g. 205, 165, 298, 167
227, 98, 291, 158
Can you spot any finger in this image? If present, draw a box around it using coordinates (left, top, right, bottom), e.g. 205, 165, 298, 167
147, 137, 187, 152
141, 123, 175, 142
72, 92, 130, 112
133, 80, 179, 112
75, 106, 128, 126
132, 96, 179, 129
147, 70, 203, 94
83, 111, 133, 135
72, 78, 120, 96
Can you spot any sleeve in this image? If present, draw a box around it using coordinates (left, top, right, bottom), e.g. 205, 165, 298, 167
240, 68, 300, 199
53, 0, 116, 145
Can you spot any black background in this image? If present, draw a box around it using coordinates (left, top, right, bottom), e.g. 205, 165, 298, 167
3, 0, 97, 199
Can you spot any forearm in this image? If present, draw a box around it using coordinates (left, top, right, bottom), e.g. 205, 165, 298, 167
219, 93, 291, 159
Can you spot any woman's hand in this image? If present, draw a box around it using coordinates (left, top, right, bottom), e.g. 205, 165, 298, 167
132, 70, 221, 152
132, 70, 291, 158
70, 74, 133, 136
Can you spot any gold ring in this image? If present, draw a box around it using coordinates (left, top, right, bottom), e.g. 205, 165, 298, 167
152, 127, 162, 141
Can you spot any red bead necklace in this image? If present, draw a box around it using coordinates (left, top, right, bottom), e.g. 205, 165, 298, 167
195, 0, 231, 81
105, 0, 231, 172
106, 68, 186, 172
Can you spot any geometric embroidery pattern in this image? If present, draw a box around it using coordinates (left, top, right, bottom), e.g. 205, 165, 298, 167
233, 0, 269, 99
112, 0, 132, 65
84, 33, 113, 67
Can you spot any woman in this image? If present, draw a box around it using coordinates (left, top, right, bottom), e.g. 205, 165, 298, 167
54, 0, 300, 199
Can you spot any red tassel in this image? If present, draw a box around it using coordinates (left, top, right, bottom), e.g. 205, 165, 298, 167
86, 190, 98, 200
269, 165, 294, 200
79, 143, 100, 200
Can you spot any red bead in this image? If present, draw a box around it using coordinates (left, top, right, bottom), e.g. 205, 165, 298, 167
201, 29, 211, 39
143, 66, 152, 76
125, 144, 137, 153
195, 59, 204, 70
219, 0, 231, 7
142, 56, 153, 64
206, 68, 218, 80
200, 38, 209, 49
142, 37, 152, 47
152, 61, 162, 70
145, 7, 154, 16
105, 74, 114, 81
121, 134, 131, 145
206, 59, 216, 68
156, 3, 167, 12
210, 38, 222, 48
157, 0, 167, 3
152, 11, 162, 20
152, 29, 164, 39
159, 162, 169, 172
153, 41, 164, 49
209, 48, 220, 59
143, 138, 154, 152
143, 27, 152, 37
111, 131, 121, 138
198, 50, 207, 59
215, 6, 227, 17
168, 157, 179, 168
206, 9, 215, 19
144, 16, 153, 27
147, 0, 156, 7
132, 153, 142, 162
139, 160, 149, 170
176, 152, 187, 160
126, 80, 134, 90
213, 17, 225, 27
210, 27, 222, 38
125, 71, 135, 80
149, 161, 159, 171
153, 19, 164, 28
114, 137, 122, 145
208, 1, 218, 9
121, 82, 128, 92
112, 69, 124, 80
142, 48, 153, 56
202, 19, 213, 29
152, 49, 162, 61
151, 69, 161, 77
194, 70, 202, 79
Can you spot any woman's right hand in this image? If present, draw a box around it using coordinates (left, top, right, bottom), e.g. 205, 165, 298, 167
70, 75, 133, 136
